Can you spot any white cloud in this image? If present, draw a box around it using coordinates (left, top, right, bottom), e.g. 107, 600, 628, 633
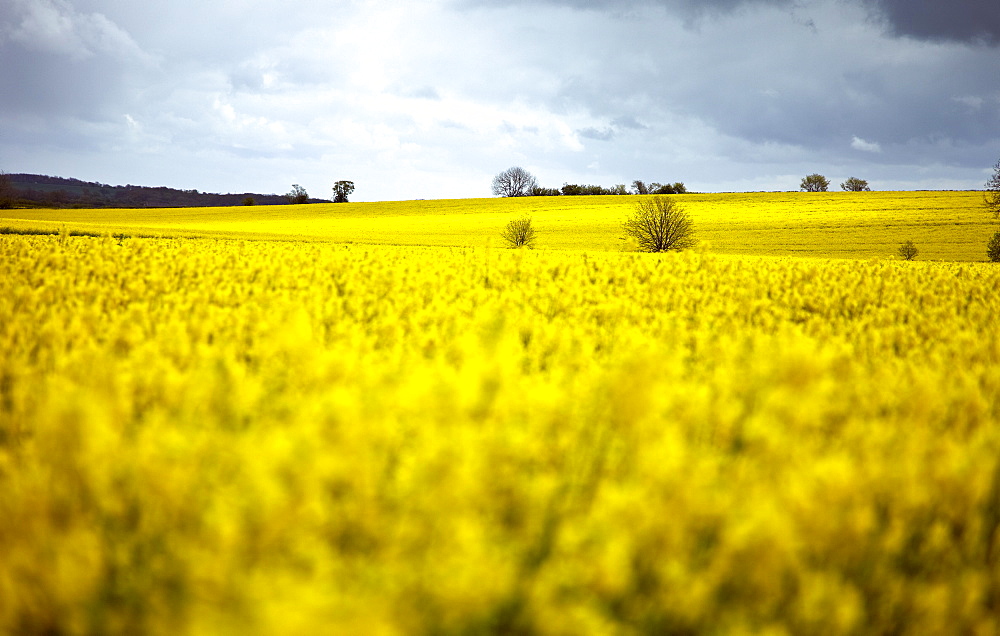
6, 0, 81, 57
851, 136, 882, 153
4, 0, 147, 61
953, 95, 984, 109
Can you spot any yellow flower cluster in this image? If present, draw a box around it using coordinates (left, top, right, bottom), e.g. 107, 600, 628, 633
2, 235, 999, 634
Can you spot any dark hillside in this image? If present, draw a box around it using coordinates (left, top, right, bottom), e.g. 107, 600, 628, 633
5, 174, 329, 208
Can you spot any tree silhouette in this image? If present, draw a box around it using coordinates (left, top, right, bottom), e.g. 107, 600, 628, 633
333, 181, 355, 203
800, 174, 830, 192
623, 196, 697, 252
985, 158, 1000, 219
285, 184, 309, 204
492, 167, 538, 197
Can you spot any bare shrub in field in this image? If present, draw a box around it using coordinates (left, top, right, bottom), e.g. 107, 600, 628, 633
623, 196, 696, 252
500, 215, 536, 248
897, 240, 918, 261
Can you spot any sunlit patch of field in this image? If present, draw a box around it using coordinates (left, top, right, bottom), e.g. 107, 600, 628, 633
2, 234, 999, 634
3, 190, 994, 259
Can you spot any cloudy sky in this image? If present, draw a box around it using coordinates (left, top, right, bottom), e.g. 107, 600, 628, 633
1, 0, 999, 201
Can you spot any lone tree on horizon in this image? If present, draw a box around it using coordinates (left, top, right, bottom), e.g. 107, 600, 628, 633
492, 166, 538, 197
801, 174, 830, 192
841, 177, 871, 192
333, 180, 355, 203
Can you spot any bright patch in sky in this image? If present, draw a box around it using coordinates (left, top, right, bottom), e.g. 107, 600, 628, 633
851, 136, 882, 153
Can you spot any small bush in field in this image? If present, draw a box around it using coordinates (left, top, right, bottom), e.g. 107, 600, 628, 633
501, 215, 537, 248
623, 196, 696, 252
898, 240, 918, 261
987, 232, 1000, 262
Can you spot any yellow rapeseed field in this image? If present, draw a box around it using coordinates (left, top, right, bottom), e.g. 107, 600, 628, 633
2, 232, 999, 635
2, 190, 994, 260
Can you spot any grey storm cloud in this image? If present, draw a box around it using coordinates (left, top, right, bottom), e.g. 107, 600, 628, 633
465, 0, 1000, 45
0, 0, 150, 119
485, 0, 1000, 156
578, 127, 615, 141
861, 0, 1000, 45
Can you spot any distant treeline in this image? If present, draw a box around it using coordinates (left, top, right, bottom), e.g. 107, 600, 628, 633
532, 181, 688, 196
4, 174, 330, 208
